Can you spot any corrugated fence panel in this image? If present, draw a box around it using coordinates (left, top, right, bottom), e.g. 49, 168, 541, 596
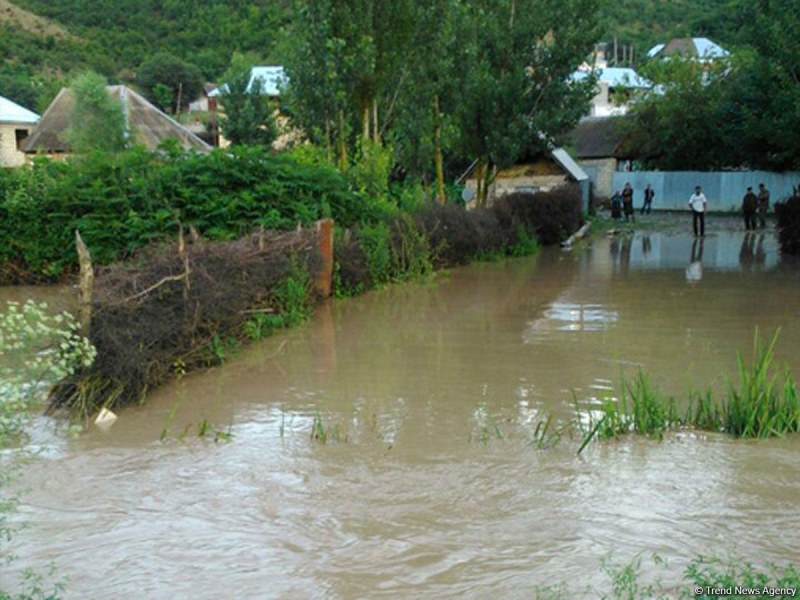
611, 171, 800, 212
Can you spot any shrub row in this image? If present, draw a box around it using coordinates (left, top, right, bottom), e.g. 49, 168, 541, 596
775, 186, 800, 255
0, 146, 371, 282
335, 185, 582, 294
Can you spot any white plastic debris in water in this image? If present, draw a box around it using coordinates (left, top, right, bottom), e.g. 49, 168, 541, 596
94, 408, 118, 428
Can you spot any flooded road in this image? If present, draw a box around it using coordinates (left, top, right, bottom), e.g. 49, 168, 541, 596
4, 227, 800, 598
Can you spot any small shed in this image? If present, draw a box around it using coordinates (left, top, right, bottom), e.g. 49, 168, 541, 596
466, 147, 590, 212
22, 85, 211, 158
0, 94, 40, 167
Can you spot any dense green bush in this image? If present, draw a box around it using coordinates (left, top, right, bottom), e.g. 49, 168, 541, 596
334, 184, 582, 295
775, 186, 800, 255
0, 146, 374, 281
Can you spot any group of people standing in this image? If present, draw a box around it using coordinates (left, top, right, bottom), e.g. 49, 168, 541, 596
610, 183, 655, 222
741, 183, 771, 231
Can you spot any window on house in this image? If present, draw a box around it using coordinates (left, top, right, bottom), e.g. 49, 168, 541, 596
15, 129, 29, 150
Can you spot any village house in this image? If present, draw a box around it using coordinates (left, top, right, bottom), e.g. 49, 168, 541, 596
206, 65, 299, 149
646, 37, 729, 62
22, 85, 211, 159
0, 94, 40, 168
571, 44, 651, 117
567, 116, 633, 205
464, 147, 590, 212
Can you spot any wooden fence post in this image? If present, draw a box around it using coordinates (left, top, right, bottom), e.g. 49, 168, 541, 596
75, 230, 94, 334
314, 219, 334, 298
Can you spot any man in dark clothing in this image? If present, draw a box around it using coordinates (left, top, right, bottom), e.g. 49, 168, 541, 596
757, 183, 770, 228
622, 183, 634, 222
742, 186, 758, 230
641, 183, 655, 214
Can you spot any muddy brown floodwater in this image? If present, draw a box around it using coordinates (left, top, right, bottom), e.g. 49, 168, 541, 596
3, 228, 800, 599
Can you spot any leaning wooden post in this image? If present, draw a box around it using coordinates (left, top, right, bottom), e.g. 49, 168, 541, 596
75, 230, 94, 334
314, 219, 334, 298
177, 225, 190, 301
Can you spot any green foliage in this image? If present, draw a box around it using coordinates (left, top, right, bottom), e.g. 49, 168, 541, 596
723, 330, 800, 438
219, 54, 278, 146
0, 300, 96, 444
66, 71, 126, 154
0, 146, 367, 280
349, 139, 393, 200
775, 186, 800, 255
0, 301, 94, 599
626, 2, 800, 171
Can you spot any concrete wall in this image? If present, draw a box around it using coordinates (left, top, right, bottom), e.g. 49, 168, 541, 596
0, 124, 32, 168
579, 157, 617, 201
611, 170, 800, 212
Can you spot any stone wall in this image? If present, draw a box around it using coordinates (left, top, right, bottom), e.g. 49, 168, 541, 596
0, 124, 31, 168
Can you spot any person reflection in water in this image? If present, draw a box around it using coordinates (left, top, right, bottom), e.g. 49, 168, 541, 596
755, 233, 766, 268
686, 237, 704, 282
739, 232, 755, 270
641, 235, 651, 256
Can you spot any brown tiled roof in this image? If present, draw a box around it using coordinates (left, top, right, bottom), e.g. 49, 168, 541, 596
23, 85, 211, 154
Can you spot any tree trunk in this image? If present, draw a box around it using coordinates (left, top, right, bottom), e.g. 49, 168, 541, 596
338, 109, 348, 170
433, 94, 446, 205
362, 102, 370, 142
372, 97, 379, 143
475, 160, 485, 207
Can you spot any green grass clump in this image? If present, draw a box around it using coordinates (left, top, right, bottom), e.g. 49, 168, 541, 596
577, 330, 800, 453
722, 330, 800, 438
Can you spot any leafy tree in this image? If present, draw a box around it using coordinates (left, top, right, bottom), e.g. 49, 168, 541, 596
136, 52, 204, 113
66, 71, 127, 153
624, 57, 735, 170
452, 0, 600, 205
218, 55, 278, 146
284, 0, 416, 167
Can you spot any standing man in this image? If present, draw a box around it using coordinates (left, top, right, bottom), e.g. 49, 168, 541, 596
641, 183, 655, 215
688, 185, 707, 237
742, 186, 758, 230
757, 183, 770, 228
622, 182, 635, 222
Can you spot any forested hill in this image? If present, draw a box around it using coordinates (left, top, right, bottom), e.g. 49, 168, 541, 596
599, 0, 745, 59
1, 0, 291, 111
2, 0, 741, 112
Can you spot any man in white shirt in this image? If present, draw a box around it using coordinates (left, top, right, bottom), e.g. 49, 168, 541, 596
688, 185, 708, 237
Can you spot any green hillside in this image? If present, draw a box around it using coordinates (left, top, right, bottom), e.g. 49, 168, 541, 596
1, 0, 743, 111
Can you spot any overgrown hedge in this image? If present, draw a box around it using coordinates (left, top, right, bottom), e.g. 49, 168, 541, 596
335, 185, 582, 294
775, 186, 800, 255
0, 146, 371, 282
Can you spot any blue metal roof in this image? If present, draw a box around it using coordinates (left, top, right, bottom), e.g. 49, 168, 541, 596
0, 94, 40, 125
571, 67, 651, 89
210, 66, 287, 97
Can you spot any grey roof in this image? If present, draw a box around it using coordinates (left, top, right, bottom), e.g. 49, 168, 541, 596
567, 117, 630, 159
0, 94, 40, 125
646, 37, 729, 60
23, 85, 211, 154
551, 148, 588, 181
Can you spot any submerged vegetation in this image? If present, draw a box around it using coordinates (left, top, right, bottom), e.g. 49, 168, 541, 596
0, 300, 95, 599
577, 331, 799, 453
537, 553, 800, 599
